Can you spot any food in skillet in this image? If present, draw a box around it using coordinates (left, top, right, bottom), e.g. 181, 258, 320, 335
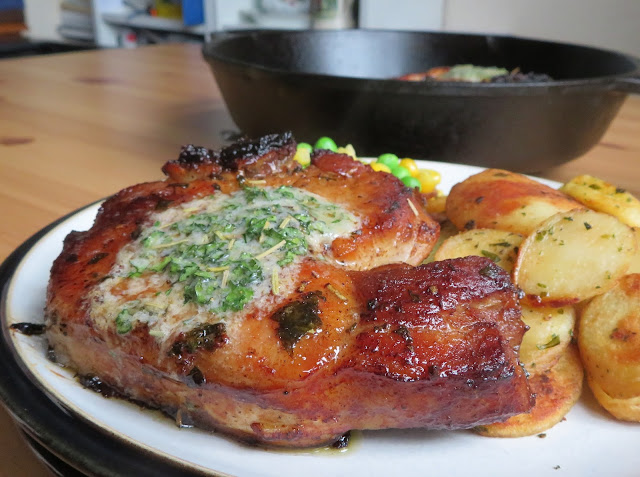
397, 64, 552, 83
44, 133, 534, 448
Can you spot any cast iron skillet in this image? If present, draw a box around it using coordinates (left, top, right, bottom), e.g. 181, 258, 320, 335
202, 29, 640, 172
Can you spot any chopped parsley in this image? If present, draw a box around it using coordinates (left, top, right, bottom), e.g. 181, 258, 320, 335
480, 249, 500, 263
112, 186, 359, 331
535, 230, 548, 241
115, 309, 132, 334
536, 334, 561, 350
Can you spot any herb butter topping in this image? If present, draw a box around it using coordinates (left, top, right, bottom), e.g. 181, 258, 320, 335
89, 186, 360, 339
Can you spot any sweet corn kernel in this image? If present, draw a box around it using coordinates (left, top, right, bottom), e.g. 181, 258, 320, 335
371, 162, 392, 173
399, 158, 419, 177
293, 147, 311, 168
415, 169, 442, 193
337, 144, 357, 159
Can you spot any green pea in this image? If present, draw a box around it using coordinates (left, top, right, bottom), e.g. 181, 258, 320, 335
297, 142, 313, 152
402, 176, 422, 191
392, 165, 411, 180
314, 137, 338, 152
377, 153, 400, 169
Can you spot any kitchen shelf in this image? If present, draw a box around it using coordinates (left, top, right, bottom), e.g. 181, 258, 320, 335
101, 12, 206, 35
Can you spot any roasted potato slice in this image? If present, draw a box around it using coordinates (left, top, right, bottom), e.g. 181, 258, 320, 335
446, 169, 581, 236
520, 306, 576, 373
588, 377, 640, 422
475, 345, 583, 437
433, 228, 523, 273
560, 174, 640, 228
579, 273, 640, 400
628, 228, 640, 274
514, 209, 636, 306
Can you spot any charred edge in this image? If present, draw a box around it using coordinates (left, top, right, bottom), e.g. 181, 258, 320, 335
10, 322, 46, 336
169, 323, 228, 359
176, 144, 217, 165
78, 374, 158, 410
271, 291, 323, 353
218, 131, 294, 170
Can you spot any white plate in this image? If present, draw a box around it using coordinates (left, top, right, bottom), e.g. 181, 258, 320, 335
4, 160, 639, 477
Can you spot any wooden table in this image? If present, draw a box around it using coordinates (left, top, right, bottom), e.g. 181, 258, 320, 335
0, 43, 639, 476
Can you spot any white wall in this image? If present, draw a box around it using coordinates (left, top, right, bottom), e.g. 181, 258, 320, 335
359, 0, 444, 31
443, 0, 640, 56
23, 0, 63, 41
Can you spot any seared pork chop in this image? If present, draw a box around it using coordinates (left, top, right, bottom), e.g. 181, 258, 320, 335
45, 133, 533, 447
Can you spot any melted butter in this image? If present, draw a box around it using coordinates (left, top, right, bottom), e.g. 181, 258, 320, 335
89, 186, 360, 341
265, 430, 363, 456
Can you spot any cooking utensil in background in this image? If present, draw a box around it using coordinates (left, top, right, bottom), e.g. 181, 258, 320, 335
202, 29, 640, 172
310, 0, 355, 29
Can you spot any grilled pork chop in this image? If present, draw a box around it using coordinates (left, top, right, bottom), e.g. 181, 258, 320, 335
45, 133, 533, 447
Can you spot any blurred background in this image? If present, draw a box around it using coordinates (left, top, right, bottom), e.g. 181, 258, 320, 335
1, 0, 639, 58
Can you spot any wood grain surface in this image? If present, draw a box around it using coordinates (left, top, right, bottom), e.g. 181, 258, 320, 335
0, 43, 639, 477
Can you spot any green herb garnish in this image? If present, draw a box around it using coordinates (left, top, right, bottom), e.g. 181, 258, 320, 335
111, 186, 358, 327
536, 334, 561, 350
115, 309, 132, 334
481, 250, 500, 263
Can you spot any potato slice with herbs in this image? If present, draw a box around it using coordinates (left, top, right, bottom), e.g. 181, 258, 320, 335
520, 306, 576, 373
475, 345, 583, 437
588, 378, 640, 422
514, 209, 636, 306
579, 273, 640, 400
560, 174, 640, 228
446, 169, 581, 236
433, 228, 523, 273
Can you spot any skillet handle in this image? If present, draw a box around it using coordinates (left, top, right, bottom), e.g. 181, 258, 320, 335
614, 74, 640, 94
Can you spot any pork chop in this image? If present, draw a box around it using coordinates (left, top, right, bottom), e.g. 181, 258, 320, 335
45, 132, 533, 447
